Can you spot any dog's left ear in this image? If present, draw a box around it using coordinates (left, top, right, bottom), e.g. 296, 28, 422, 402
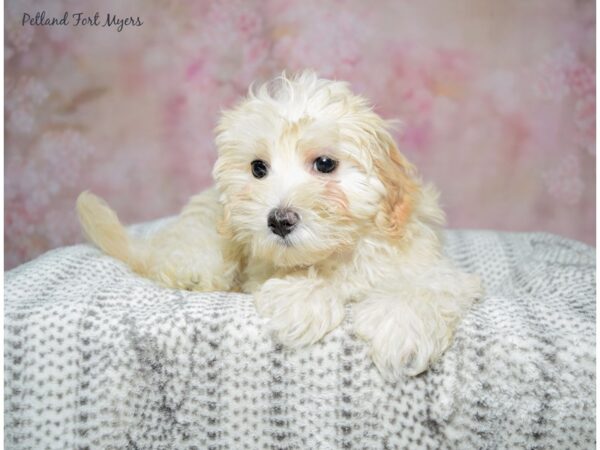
372, 129, 420, 241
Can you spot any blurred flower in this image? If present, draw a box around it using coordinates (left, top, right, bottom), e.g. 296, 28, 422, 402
543, 155, 584, 205
574, 95, 596, 155
567, 63, 595, 98
5, 77, 49, 135
270, 2, 367, 77
533, 45, 577, 100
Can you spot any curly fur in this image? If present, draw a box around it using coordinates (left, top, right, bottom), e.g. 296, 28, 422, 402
77, 71, 482, 380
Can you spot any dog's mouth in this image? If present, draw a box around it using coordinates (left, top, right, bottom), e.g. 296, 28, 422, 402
271, 233, 294, 248
279, 236, 294, 247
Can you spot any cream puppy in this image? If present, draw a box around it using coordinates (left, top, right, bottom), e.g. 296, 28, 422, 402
77, 71, 482, 380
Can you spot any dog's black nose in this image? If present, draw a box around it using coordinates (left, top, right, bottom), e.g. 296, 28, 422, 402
268, 208, 300, 238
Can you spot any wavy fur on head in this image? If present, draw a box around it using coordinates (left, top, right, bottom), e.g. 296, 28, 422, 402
77, 70, 482, 379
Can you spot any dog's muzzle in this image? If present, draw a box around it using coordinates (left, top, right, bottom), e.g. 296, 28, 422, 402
268, 208, 300, 238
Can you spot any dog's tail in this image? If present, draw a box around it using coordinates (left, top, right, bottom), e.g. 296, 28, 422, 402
76, 191, 146, 272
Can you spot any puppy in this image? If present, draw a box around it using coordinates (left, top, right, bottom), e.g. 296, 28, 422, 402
77, 71, 482, 380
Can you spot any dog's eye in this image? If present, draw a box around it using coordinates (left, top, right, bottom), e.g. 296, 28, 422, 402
251, 160, 269, 179
313, 156, 338, 174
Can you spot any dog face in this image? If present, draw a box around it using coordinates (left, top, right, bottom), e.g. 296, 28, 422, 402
213, 71, 419, 267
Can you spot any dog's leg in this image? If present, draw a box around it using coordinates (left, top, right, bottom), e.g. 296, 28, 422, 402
353, 264, 481, 380
78, 188, 239, 291
139, 189, 241, 291
254, 274, 347, 347
143, 217, 238, 292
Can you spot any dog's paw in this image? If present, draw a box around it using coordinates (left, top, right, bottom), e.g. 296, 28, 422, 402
148, 250, 236, 292
255, 277, 345, 348
152, 263, 209, 291
353, 297, 456, 380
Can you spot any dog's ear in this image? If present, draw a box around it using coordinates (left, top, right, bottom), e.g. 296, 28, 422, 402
372, 130, 420, 241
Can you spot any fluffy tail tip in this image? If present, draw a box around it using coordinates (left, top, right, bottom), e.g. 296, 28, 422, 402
76, 191, 132, 264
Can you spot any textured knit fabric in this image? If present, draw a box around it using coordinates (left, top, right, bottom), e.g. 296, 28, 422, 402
4, 230, 596, 449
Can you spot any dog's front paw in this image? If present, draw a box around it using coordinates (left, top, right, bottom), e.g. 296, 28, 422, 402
255, 277, 345, 348
353, 297, 457, 380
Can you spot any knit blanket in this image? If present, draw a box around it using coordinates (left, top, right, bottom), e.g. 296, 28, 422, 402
5, 229, 596, 449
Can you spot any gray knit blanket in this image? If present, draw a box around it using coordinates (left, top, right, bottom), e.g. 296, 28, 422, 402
5, 229, 596, 449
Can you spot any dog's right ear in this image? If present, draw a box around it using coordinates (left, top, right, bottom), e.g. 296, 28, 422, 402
372, 129, 421, 242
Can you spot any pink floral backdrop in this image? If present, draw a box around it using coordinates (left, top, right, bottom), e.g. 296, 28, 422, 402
5, 0, 596, 269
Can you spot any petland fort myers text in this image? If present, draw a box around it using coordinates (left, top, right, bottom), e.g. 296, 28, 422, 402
22, 11, 143, 32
